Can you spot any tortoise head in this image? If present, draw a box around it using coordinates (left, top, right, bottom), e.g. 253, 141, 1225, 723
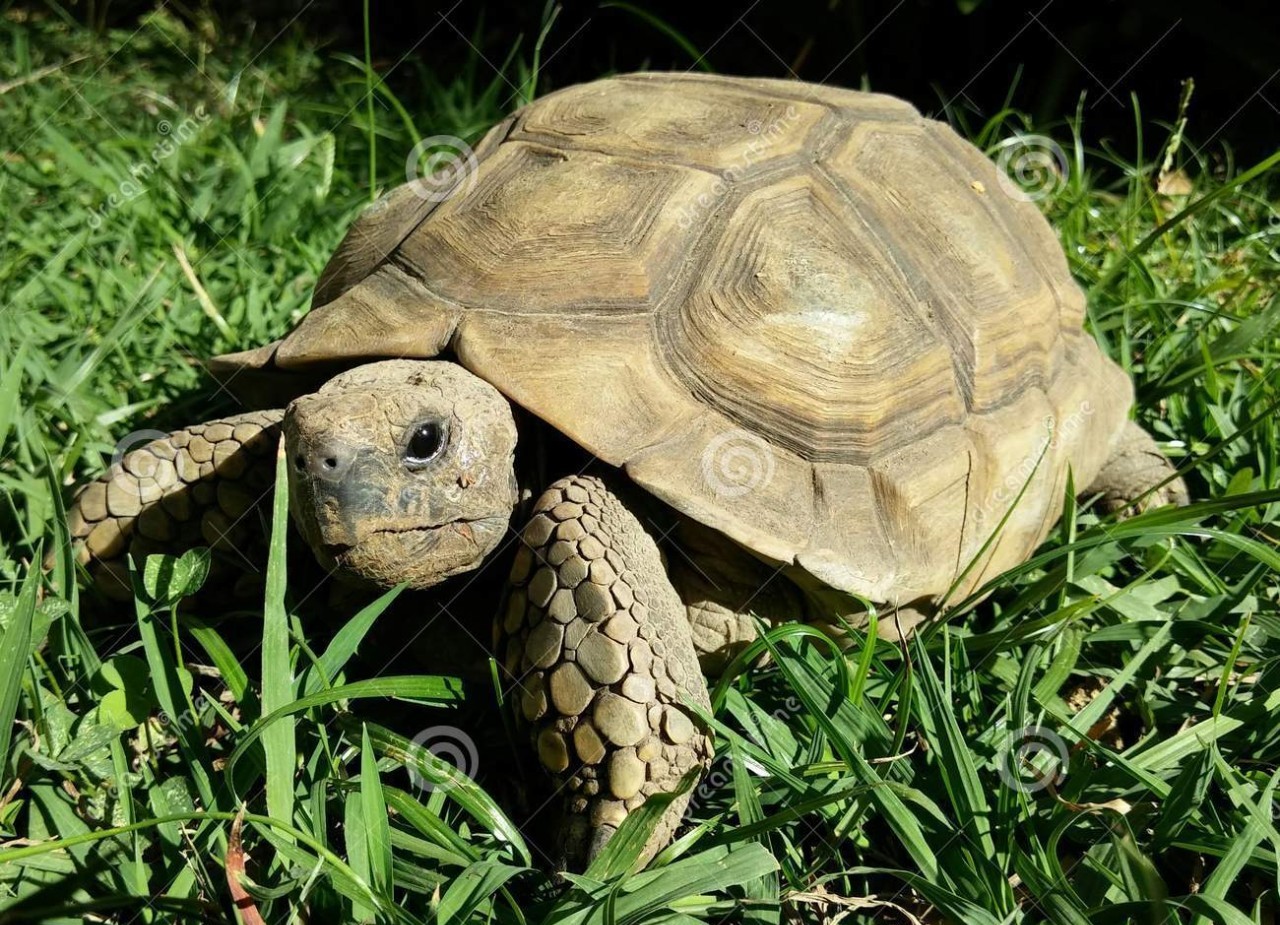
283, 359, 519, 588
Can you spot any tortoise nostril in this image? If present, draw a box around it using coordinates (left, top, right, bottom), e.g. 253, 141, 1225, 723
294, 442, 352, 480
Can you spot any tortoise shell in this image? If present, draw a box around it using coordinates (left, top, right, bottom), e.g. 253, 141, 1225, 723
213, 72, 1132, 609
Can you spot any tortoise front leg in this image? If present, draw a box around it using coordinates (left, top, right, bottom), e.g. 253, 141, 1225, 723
68, 411, 283, 600
498, 475, 713, 870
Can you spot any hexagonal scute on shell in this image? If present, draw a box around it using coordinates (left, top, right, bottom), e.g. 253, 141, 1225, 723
923, 121, 1088, 335
395, 143, 723, 316
514, 74, 830, 175
657, 172, 966, 466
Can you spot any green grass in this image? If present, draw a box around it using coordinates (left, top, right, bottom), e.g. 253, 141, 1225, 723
2, 9, 1279, 924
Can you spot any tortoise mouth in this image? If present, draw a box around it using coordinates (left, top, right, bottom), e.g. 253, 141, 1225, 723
315, 515, 510, 589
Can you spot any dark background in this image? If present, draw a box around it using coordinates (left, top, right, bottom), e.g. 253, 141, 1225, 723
52, 0, 1280, 160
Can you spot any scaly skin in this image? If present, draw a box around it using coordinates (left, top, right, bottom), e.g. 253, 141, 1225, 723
69, 411, 282, 600
1085, 420, 1189, 517
497, 475, 713, 869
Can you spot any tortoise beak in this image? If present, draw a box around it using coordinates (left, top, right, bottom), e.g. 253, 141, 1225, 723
287, 437, 387, 550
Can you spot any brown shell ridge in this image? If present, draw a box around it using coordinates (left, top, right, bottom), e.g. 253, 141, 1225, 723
613, 71, 923, 122
504, 130, 728, 178
612, 72, 844, 116
509, 85, 851, 187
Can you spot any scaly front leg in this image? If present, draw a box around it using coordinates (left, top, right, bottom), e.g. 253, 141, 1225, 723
68, 411, 283, 600
497, 474, 713, 870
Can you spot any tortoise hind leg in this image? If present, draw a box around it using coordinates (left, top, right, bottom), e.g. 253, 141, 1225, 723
1084, 420, 1189, 517
68, 411, 283, 600
661, 517, 805, 675
498, 474, 713, 871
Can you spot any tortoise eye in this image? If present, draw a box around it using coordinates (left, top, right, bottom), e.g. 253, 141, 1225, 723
403, 420, 447, 468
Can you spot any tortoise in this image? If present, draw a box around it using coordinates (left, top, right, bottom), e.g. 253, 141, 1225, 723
67, 72, 1188, 867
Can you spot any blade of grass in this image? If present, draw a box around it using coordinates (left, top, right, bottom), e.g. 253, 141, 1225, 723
261, 442, 295, 834
360, 724, 393, 900
303, 583, 406, 696
0, 557, 38, 779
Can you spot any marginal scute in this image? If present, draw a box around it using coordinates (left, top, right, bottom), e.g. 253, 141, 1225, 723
868, 425, 977, 600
